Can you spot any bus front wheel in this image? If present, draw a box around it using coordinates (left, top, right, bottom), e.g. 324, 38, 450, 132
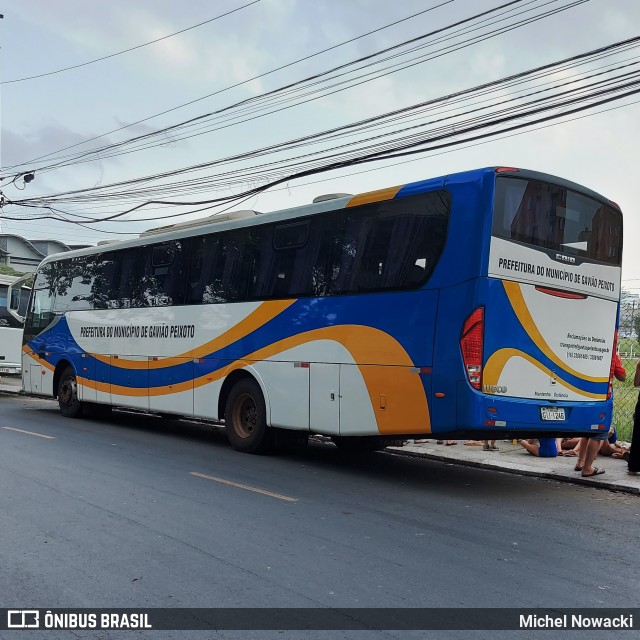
58, 366, 83, 418
225, 378, 272, 453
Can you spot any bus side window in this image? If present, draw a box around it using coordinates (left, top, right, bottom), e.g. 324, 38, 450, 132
92, 254, 117, 309
186, 235, 228, 305
147, 241, 188, 306
222, 228, 262, 302
105, 248, 147, 308
53, 257, 94, 312
250, 221, 309, 299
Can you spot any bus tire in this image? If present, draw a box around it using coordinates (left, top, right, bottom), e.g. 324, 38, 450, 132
58, 366, 83, 418
225, 378, 272, 453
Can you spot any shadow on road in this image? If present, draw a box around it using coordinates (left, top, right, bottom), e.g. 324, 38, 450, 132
23, 401, 589, 502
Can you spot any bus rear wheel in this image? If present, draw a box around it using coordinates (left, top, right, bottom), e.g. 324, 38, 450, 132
58, 366, 83, 418
225, 378, 272, 453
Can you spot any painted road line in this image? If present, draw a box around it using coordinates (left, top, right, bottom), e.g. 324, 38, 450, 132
2, 426, 55, 440
190, 471, 298, 502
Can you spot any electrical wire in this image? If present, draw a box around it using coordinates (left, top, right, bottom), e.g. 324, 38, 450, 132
17, 0, 578, 175
4, 37, 638, 228
11, 35, 636, 207
2, 0, 263, 84
3, 0, 455, 170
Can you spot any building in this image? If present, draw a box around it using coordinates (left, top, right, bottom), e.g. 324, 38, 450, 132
0, 234, 91, 274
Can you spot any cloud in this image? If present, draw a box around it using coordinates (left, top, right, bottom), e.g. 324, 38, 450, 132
2, 123, 114, 169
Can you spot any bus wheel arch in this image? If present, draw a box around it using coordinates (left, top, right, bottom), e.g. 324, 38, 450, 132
218, 368, 271, 424
56, 362, 83, 418
221, 370, 273, 453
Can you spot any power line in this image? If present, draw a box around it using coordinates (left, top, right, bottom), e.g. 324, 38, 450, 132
13, 34, 635, 208
3, 0, 455, 170
7, 0, 537, 175
29, 0, 576, 174
4, 37, 638, 226
5, 95, 638, 238
2, 0, 263, 84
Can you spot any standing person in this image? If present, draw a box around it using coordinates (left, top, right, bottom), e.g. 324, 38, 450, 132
613, 350, 626, 383
483, 439, 498, 451
626, 360, 640, 474
575, 350, 627, 477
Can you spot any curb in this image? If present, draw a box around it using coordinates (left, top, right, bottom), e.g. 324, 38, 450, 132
385, 447, 640, 495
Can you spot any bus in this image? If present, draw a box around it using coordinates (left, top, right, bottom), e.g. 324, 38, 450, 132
17, 167, 622, 452
0, 274, 30, 375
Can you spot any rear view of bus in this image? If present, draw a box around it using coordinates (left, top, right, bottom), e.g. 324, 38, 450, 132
459, 168, 622, 437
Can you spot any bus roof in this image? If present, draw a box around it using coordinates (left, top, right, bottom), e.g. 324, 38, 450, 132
36, 166, 620, 267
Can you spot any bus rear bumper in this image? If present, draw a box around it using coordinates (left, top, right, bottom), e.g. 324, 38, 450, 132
455, 385, 611, 439
0, 364, 21, 375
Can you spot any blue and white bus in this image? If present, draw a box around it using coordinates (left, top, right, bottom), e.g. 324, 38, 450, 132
18, 167, 622, 452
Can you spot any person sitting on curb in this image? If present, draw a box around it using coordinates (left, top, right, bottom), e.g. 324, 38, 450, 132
520, 438, 558, 457
600, 426, 630, 458
558, 437, 580, 456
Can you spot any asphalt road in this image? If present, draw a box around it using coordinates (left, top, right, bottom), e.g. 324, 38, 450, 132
1, 393, 638, 639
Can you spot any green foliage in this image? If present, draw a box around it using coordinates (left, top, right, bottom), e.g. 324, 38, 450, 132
0, 265, 27, 277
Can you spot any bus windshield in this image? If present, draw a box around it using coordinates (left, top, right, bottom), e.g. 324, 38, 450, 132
493, 176, 622, 266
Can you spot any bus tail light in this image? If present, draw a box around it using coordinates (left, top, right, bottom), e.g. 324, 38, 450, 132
460, 307, 484, 390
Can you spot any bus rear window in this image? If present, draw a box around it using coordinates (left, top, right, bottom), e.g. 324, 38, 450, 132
493, 177, 622, 266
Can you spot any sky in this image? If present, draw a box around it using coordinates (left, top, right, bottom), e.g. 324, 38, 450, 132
1, 0, 639, 290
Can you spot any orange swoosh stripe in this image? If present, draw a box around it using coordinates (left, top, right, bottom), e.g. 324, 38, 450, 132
484, 348, 605, 400
22, 347, 55, 372
79, 326, 431, 434
346, 185, 402, 207
503, 280, 607, 384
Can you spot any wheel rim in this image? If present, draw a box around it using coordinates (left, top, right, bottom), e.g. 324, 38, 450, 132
231, 392, 257, 439
60, 377, 77, 407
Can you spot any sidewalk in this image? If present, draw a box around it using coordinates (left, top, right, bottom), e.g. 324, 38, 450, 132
0, 376, 22, 394
2, 377, 638, 494
388, 440, 640, 495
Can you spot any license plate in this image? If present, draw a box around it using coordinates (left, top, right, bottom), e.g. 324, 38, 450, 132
541, 407, 565, 421
0, 367, 10, 374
